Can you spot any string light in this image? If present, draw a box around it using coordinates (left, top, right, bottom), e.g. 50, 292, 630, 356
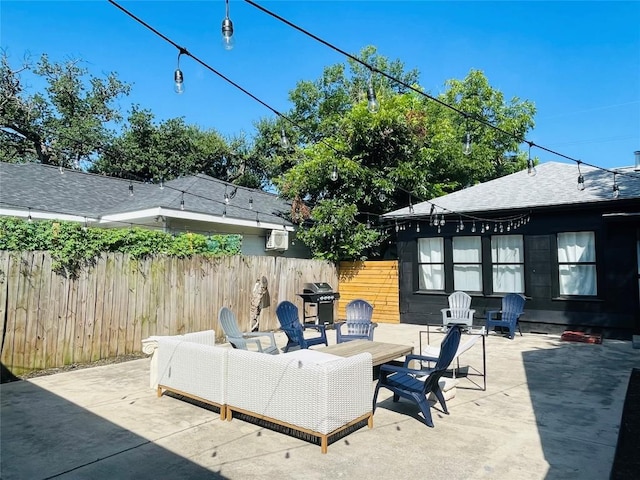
330, 165, 339, 182
461, 114, 472, 156
527, 141, 537, 176
174, 49, 185, 94
577, 161, 586, 191
180, 191, 185, 210
249, 197, 253, 209
27, 208, 32, 223
129, 181, 134, 196
222, 0, 234, 50
366, 73, 379, 113
280, 127, 290, 150
612, 173, 620, 198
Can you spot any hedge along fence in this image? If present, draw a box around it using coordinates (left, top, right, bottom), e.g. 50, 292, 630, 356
0, 251, 337, 376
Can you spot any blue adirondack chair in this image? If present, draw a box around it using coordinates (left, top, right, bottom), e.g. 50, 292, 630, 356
335, 299, 377, 343
372, 325, 462, 427
485, 293, 526, 339
275, 301, 328, 352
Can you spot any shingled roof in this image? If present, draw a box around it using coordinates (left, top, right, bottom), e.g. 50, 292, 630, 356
383, 161, 640, 219
0, 162, 293, 228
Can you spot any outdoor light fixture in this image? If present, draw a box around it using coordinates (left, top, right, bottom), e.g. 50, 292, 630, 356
462, 131, 472, 156
330, 165, 338, 182
527, 141, 537, 176
462, 115, 472, 155
577, 161, 585, 191
366, 76, 380, 113
174, 50, 185, 94
222, 0, 234, 50
280, 127, 290, 150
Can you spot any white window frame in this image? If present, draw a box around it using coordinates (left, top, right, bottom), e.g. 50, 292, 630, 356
452, 236, 482, 292
417, 237, 445, 291
491, 234, 525, 293
557, 231, 597, 296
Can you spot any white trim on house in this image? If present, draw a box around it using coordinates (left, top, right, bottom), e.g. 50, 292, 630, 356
0, 207, 91, 223
98, 207, 295, 232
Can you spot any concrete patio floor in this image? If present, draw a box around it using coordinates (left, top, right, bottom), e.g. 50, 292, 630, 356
2, 323, 639, 480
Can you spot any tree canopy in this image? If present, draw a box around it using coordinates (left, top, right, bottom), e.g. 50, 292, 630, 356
0, 53, 130, 167
257, 47, 536, 261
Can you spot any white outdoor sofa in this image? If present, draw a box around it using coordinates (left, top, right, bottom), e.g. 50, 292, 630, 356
142, 331, 374, 453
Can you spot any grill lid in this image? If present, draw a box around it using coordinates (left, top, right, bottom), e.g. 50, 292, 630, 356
303, 282, 334, 293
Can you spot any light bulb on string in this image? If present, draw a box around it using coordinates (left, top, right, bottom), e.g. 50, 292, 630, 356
612, 173, 620, 198
27, 208, 32, 223
249, 197, 253, 209
366, 74, 379, 113
221, 0, 234, 50
577, 161, 586, 191
416, 222, 420, 233
471, 221, 476, 233
330, 165, 338, 182
462, 131, 472, 155
174, 50, 185, 94
527, 141, 537, 176
280, 127, 290, 150
180, 191, 185, 210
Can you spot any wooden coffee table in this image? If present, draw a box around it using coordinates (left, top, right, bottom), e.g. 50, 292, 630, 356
318, 340, 413, 367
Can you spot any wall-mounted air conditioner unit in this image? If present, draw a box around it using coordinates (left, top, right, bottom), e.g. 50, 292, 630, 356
265, 229, 289, 251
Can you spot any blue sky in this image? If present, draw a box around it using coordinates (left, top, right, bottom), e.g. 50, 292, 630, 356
2, 1, 639, 170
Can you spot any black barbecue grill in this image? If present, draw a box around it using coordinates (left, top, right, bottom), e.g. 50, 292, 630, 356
298, 282, 340, 326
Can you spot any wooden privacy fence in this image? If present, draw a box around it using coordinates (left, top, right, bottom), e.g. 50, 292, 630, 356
0, 251, 337, 375
338, 260, 399, 323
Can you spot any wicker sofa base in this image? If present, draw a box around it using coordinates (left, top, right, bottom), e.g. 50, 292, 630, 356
157, 385, 226, 420
226, 405, 373, 454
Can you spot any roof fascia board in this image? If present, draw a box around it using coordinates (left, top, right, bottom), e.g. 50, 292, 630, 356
0, 207, 90, 223
100, 208, 294, 231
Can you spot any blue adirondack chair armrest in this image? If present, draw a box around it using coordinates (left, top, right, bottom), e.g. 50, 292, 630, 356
486, 309, 501, 320
379, 363, 428, 379
303, 323, 327, 334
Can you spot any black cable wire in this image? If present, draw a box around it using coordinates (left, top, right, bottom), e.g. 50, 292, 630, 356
244, 0, 639, 178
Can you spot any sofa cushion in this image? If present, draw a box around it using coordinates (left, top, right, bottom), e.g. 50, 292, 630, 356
281, 349, 342, 365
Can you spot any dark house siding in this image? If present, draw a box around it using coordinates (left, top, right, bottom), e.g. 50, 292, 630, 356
396, 201, 640, 337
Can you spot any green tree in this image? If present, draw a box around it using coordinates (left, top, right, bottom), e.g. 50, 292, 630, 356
267, 47, 536, 262
92, 107, 270, 188
0, 53, 130, 167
